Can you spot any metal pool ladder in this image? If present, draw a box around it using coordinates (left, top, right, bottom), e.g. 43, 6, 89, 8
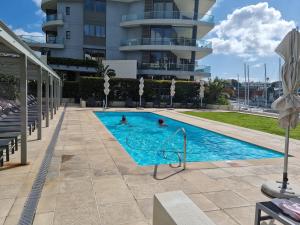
153, 128, 187, 179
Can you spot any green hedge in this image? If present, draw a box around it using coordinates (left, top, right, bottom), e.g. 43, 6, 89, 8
0, 74, 18, 100
63, 81, 80, 98
48, 57, 98, 67
71, 77, 201, 102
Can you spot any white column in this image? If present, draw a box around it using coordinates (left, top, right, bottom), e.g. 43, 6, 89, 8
45, 73, 50, 127
37, 67, 43, 140
58, 81, 61, 108
50, 75, 54, 119
54, 79, 57, 115
20, 56, 28, 165
56, 80, 59, 110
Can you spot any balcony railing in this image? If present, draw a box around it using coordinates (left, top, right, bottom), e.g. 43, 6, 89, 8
121, 38, 212, 48
18, 35, 64, 45
195, 64, 211, 73
45, 13, 63, 22
19, 35, 45, 44
122, 11, 214, 24
46, 36, 64, 44
139, 63, 211, 73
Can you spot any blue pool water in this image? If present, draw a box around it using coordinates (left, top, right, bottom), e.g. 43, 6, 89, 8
95, 112, 283, 166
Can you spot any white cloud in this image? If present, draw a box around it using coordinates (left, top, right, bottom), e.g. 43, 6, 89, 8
209, 2, 296, 61
32, 0, 45, 18
207, 0, 223, 15
32, 0, 41, 7
13, 28, 45, 42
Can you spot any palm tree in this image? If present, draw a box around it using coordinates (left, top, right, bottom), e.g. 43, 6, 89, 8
96, 60, 116, 77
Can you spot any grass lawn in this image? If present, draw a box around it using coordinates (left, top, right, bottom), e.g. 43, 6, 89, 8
183, 111, 300, 140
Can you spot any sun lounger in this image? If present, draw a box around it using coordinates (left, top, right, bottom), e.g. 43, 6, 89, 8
255, 201, 300, 225
0, 138, 15, 166
0, 132, 20, 151
0, 126, 32, 135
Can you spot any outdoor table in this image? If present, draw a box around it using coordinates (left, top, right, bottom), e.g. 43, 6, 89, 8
255, 201, 300, 225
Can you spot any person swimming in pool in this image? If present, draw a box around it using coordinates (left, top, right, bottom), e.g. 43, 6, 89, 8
120, 115, 127, 124
158, 118, 167, 127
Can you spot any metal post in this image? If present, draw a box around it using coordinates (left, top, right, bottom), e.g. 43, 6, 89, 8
37, 67, 43, 140
139, 95, 142, 108
247, 65, 250, 108
45, 73, 50, 127
20, 56, 28, 165
282, 126, 290, 189
183, 130, 187, 170
50, 76, 54, 119
105, 95, 108, 109
244, 64, 247, 107
237, 74, 240, 110
264, 64, 268, 108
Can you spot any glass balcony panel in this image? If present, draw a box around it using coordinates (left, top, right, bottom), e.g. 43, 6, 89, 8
121, 38, 211, 48
139, 63, 199, 72
45, 13, 63, 23
47, 36, 64, 44
122, 11, 214, 24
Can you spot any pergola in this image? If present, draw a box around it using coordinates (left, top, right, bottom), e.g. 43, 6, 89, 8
0, 21, 61, 165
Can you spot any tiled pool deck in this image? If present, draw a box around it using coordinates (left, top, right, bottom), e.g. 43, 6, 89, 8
2, 106, 300, 225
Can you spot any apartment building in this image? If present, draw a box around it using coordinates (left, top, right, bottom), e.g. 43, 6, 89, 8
29, 0, 215, 80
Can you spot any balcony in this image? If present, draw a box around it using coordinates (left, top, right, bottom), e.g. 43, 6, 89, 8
120, 11, 214, 28
42, 14, 64, 32
120, 38, 212, 56
19, 35, 64, 51
138, 62, 211, 77
41, 0, 57, 11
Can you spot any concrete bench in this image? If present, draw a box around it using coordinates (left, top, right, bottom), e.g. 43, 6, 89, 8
153, 191, 216, 225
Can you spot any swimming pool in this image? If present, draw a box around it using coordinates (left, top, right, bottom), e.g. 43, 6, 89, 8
95, 112, 283, 166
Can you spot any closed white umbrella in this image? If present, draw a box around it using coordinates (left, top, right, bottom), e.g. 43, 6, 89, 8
104, 74, 110, 109
170, 79, 176, 108
262, 29, 300, 198
199, 80, 205, 108
139, 77, 144, 108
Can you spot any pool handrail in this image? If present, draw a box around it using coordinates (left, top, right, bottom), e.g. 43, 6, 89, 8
154, 127, 187, 179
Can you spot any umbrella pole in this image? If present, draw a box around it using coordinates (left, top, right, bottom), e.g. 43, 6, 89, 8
282, 126, 290, 190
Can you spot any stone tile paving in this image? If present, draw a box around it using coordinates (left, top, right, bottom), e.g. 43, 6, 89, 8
3, 107, 300, 225
32, 107, 300, 225
0, 109, 63, 225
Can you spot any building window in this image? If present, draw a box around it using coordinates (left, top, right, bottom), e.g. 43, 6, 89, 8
95, 26, 105, 37
66, 31, 71, 39
95, 0, 105, 12
84, 0, 106, 12
66, 7, 70, 15
84, 24, 105, 37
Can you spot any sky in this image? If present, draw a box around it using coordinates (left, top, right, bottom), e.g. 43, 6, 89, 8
0, 0, 299, 82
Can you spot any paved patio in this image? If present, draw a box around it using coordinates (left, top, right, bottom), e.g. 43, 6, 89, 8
2, 106, 300, 225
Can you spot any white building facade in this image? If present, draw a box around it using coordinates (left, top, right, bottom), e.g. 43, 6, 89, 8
26, 0, 215, 80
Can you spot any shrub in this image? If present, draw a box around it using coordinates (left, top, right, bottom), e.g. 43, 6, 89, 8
216, 95, 229, 105
63, 81, 80, 98
63, 77, 229, 105
0, 74, 18, 100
